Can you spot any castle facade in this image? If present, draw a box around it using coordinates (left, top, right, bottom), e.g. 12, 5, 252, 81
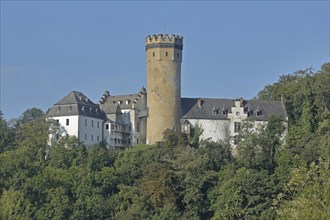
48, 34, 288, 148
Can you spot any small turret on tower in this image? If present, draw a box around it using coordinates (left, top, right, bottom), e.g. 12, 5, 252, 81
145, 33, 183, 144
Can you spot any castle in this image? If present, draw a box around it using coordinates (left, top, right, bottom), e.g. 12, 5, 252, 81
48, 34, 288, 148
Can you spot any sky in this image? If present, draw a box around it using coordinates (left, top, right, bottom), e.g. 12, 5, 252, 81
1, 1, 329, 120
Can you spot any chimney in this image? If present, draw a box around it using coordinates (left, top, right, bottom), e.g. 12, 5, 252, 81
239, 97, 244, 107
197, 98, 203, 108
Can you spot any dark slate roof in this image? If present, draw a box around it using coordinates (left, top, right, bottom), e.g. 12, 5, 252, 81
181, 98, 234, 120
47, 91, 107, 120
103, 94, 139, 110
100, 101, 122, 115
181, 97, 287, 121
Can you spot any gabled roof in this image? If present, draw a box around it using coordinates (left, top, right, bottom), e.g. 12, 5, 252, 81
100, 102, 122, 115
181, 97, 288, 121
103, 94, 139, 110
47, 91, 107, 120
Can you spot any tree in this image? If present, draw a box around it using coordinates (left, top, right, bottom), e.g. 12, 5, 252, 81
0, 111, 15, 153
237, 116, 285, 172
210, 166, 277, 219
277, 160, 330, 219
18, 108, 45, 125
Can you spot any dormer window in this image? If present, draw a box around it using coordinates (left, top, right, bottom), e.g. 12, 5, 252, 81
256, 109, 262, 117
118, 100, 122, 105
222, 110, 227, 116
212, 108, 218, 115
82, 106, 85, 111
126, 100, 130, 105
57, 106, 61, 112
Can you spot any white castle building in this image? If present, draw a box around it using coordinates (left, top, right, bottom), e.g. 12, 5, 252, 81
47, 34, 288, 148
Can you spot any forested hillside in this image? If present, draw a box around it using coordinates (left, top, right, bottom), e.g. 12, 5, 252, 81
1, 63, 329, 219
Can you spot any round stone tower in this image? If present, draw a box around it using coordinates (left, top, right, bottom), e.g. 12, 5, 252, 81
145, 34, 183, 144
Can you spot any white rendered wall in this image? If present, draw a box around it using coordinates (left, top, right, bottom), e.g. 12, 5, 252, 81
78, 116, 103, 146
103, 122, 111, 148
49, 115, 103, 146
187, 119, 230, 142
50, 115, 80, 137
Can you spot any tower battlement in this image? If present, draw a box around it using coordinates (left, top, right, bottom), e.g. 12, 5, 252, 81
145, 34, 183, 50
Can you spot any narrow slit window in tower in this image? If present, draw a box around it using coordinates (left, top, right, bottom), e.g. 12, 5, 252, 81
165, 52, 168, 56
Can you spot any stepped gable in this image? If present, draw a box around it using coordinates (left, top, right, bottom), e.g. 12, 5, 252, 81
181, 98, 287, 121
101, 87, 147, 111
47, 91, 106, 119
103, 94, 138, 110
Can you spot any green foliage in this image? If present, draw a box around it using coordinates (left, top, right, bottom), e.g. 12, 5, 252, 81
0, 111, 15, 153
210, 166, 277, 219
276, 160, 330, 219
188, 123, 204, 148
237, 116, 285, 172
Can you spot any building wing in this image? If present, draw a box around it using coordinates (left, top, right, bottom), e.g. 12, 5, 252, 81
47, 91, 106, 120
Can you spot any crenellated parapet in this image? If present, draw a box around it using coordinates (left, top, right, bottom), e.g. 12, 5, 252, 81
145, 34, 183, 51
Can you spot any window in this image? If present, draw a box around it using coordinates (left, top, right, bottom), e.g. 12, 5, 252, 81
56, 119, 59, 123
111, 124, 114, 130
137, 121, 140, 132
165, 52, 168, 56
153, 52, 155, 57
85, 119, 87, 126
177, 53, 179, 58
97, 121, 99, 128
256, 111, 262, 117
97, 136, 99, 142
91, 120, 94, 127
91, 135, 93, 141
233, 136, 239, 145
85, 134, 87, 140
234, 122, 241, 133
106, 124, 109, 130
137, 138, 139, 144
66, 119, 69, 126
